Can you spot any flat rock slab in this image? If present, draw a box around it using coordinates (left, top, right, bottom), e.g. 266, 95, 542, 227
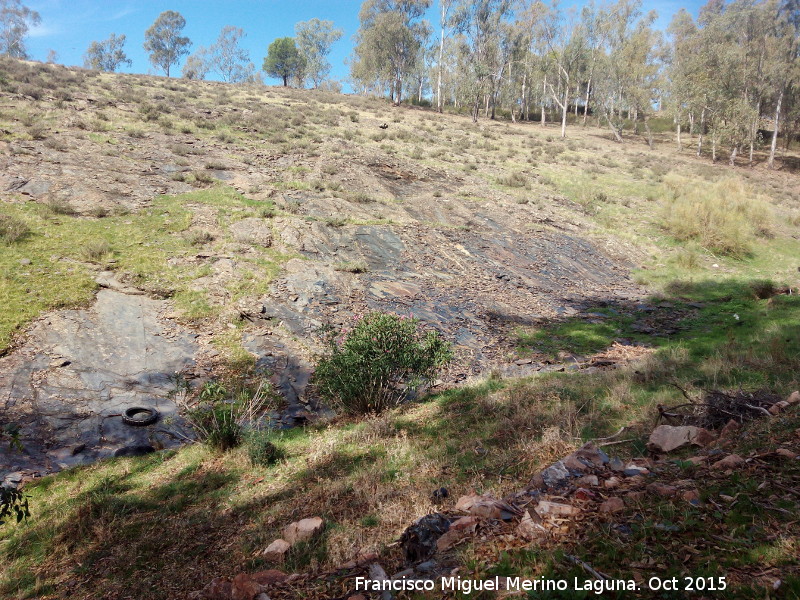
0, 290, 198, 476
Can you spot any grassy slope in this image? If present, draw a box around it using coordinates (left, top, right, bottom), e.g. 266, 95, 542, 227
1, 61, 799, 599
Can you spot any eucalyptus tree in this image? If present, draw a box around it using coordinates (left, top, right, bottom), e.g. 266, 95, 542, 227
84, 33, 132, 72
453, 0, 514, 121
143, 11, 191, 77
295, 18, 343, 88
0, 0, 39, 58
435, 0, 458, 111
352, 0, 432, 104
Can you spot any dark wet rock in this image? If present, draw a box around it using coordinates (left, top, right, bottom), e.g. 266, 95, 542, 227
114, 445, 156, 457
400, 513, 452, 562
0, 290, 197, 475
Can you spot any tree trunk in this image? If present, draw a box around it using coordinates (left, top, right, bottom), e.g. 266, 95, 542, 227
712, 132, 717, 162
605, 112, 623, 142
582, 77, 591, 126
560, 88, 568, 138
676, 116, 682, 151
437, 19, 445, 113
541, 75, 547, 127
574, 84, 579, 116
644, 118, 653, 150
689, 112, 694, 135
520, 69, 527, 122
283, 74, 288, 87
696, 108, 705, 157
768, 88, 783, 169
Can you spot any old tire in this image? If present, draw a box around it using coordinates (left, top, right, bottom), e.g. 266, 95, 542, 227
122, 406, 159, 427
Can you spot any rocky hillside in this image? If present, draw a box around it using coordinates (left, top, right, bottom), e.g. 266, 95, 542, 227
1, 57, 799, 599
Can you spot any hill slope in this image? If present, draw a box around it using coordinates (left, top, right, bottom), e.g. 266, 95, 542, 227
1, 58, 799, 599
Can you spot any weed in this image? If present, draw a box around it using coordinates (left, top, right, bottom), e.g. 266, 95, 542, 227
80, 240, 112, 262
0, 214, 30, 244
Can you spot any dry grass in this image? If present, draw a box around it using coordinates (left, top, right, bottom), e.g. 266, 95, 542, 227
661, 175, 774, 257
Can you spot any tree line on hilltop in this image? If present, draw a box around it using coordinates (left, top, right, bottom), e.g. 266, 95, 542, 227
1, 0, 800, 164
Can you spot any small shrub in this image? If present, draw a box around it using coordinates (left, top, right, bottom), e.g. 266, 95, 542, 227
27, 124, 47, 140
80, 239, 112, 262
44, 199, 77, 215
0, 486, 29, 526
246, 430, 284, 467
314, 312, 453, 415
349, 192, 375, 204
334, 260, 369, 273
187, 230, 214, 246
749, 279, 777, 300
0, 214, 30, 244
496, 172, 528, 188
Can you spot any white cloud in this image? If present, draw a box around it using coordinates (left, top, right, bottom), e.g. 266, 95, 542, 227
27, 23, 62, 38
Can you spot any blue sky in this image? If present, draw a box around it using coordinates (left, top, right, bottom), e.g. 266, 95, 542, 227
25, 0, 703, 87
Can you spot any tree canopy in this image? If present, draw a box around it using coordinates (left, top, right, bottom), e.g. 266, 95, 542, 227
143, 10, 191, 77
83, 33, 132, 73
295, 18, 343, 88
263, 37, 305, 87
0, 0, 40, 59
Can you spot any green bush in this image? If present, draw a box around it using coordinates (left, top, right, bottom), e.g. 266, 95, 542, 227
314, 312, 452, 415
246, 430, 284, 467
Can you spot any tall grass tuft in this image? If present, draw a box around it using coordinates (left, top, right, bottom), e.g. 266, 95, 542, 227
660, 175, 773, 258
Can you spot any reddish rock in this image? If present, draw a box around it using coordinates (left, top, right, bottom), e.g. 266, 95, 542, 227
647, 483, 678, 497
231, 570, 287, 600
682, 489, 701, 505
563, 454, 590, 471
603, 477, 621, 489
787, 391, 800, 405
450, 516, 479, 531
626, 491, 645, 502
648, 425, 715, 453
599, 497, 625, 513
711, 454, 745, 470
686, 456, 708, 465
775, 448, 798, 459
573, 487, 597, 501
231, 574, 263, 600
263, 539, 291, 563
283, 517, 324, 545
251, 570, 288, 586
199, 577, 232, 600
719, 419, 740, 439
769, 401, 790, 415
436, 517, 477, 552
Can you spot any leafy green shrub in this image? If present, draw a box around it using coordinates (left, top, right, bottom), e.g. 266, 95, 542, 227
0, 214, 30, 244
661, 175, 773, 258
314, 312, 452, 415
246, 430, 284, 467
0, 486, 29, 526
